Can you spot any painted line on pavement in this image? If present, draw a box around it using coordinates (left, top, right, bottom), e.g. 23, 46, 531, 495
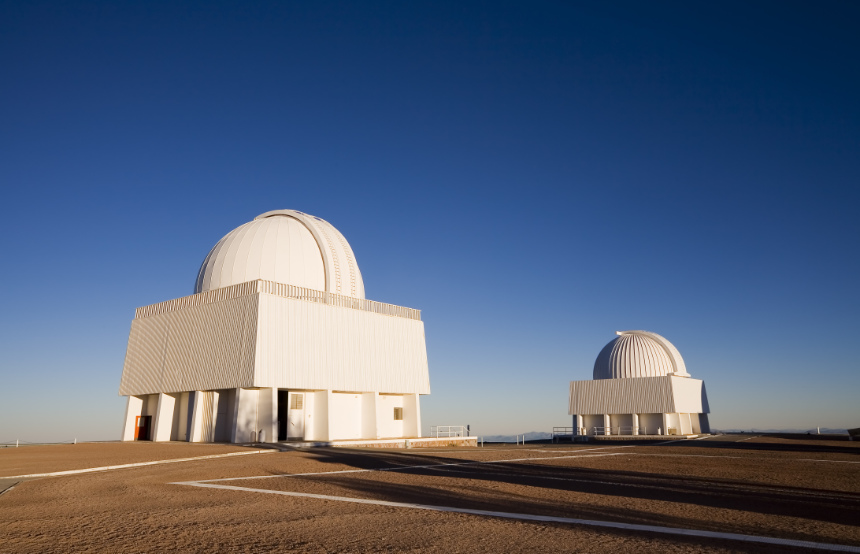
2, 449, 274, 479
173, 480, 860, 552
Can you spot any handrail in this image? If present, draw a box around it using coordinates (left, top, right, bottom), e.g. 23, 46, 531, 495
431, 425, 467, 438
135, 279, 422, 321
593, 426, 648, 436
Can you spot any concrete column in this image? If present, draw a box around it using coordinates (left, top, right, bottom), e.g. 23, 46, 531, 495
231, 388, 260, 444
632, 413, 640, 436
314, 390, 331, 441
603, 414, 611, 435
121, 396, 144, 441
177, 392, 190, 441
576, 414, 584, 436
257, 388, 278, 443
152, 393, 176, 442
188, 391, 205, 442
411, 393, 422, 438
362, 392, 379, 439
661, 413, 670, 436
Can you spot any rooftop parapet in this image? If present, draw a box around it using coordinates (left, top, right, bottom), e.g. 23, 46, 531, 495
135, 279, 421, 321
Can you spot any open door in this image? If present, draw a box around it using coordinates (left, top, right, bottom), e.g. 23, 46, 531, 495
134, 415, 152, 441
277, 390, 288, 441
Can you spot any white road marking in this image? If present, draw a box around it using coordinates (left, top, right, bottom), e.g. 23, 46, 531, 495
2, 449, 274, 479
174, 480, 860, 552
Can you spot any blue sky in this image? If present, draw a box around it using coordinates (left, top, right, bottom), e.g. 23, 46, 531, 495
1, 1, 858, 442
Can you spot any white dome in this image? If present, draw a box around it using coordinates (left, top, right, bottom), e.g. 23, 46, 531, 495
593, 330, 689, 380
195, 210, 365, 298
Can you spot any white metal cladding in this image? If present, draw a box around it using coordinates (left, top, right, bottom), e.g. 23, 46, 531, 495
671, 376, 709, 413
195, 210, 365, 299
254, 293, 430, 394
568, 376, 709, 415
120, 294, 259, 396
137, 280, 419, 321
120, 281, 427, 396
593, 330, 689, 379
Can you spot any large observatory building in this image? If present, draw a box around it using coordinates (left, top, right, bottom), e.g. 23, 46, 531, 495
119, 210, 430, 444
569, 331, 710, 437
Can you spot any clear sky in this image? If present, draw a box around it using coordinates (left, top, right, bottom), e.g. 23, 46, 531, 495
1, 1, 858, 442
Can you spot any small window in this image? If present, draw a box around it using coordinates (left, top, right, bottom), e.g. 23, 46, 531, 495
393, 407, 403, 420
290, 394, 303, 410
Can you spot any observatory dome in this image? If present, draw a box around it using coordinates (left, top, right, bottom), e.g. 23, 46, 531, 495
195, 210, 365, 298
593, 330, 689, 380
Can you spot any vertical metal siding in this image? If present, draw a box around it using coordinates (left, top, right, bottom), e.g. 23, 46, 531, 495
254, 293, 430, 394
568, 376, 675, 414
120, 295, 258, 396
121, 280, 427, 396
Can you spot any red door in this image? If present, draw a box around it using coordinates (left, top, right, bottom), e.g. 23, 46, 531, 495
134, 415, 152, 440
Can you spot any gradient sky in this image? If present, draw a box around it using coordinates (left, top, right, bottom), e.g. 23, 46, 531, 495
1, 1, 858, 442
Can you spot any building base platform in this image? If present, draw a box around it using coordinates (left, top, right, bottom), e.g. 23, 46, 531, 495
270, 436, 478, 449
583, 434, 702, 441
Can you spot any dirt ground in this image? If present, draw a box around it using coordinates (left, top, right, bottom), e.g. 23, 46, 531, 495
1, 434, 858, 553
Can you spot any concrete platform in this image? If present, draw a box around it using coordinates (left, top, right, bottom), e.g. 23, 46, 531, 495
276, 436, 478, 448
561, 434, 702, 442
589, 434, 700, 441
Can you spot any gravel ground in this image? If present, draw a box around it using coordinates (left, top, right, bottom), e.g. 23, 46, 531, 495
0, 435, 858, 553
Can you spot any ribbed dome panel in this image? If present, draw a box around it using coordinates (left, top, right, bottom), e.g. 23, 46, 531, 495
195, 210, 364, 298
593, 330, 689, 379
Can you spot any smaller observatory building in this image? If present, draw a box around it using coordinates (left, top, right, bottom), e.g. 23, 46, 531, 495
119, 210, 430, 444
569, 331, 710, 437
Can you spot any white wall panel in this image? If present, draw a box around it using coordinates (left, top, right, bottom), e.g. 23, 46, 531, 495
671, 377, 709, 413
254, 293, 430, 394
329, 392, 363, 440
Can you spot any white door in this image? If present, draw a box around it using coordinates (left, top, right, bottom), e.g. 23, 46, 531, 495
287, 393, 305, 439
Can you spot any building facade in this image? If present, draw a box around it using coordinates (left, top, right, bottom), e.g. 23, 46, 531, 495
569, 330, 710, 436
119, 210, 430, 443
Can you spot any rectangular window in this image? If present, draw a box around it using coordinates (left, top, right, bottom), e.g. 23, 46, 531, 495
290, 394, 303, 410
393, 407, 403, 420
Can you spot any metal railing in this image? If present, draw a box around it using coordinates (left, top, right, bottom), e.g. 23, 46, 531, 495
430, 426, 467, 438
552, 427, 574, 441
592, 426, 648, 436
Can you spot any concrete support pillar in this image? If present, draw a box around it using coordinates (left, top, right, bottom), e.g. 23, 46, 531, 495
121, 396, 144, 442
316, 390, 332, 441
152, 393, 176, 442
257, 388, 278, 443
576, 414, 584, 436
632, 413, 640, 436
231, 388, 260, 444
603, 414, 611, 435
188, 391, 205, 442
411, 393, 422, 438
661, 413, 670, 436
362, 392, 379, 439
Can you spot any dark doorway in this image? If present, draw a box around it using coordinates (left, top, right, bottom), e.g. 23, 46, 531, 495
134, 415, 152, 440
277, 390, 289, 441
